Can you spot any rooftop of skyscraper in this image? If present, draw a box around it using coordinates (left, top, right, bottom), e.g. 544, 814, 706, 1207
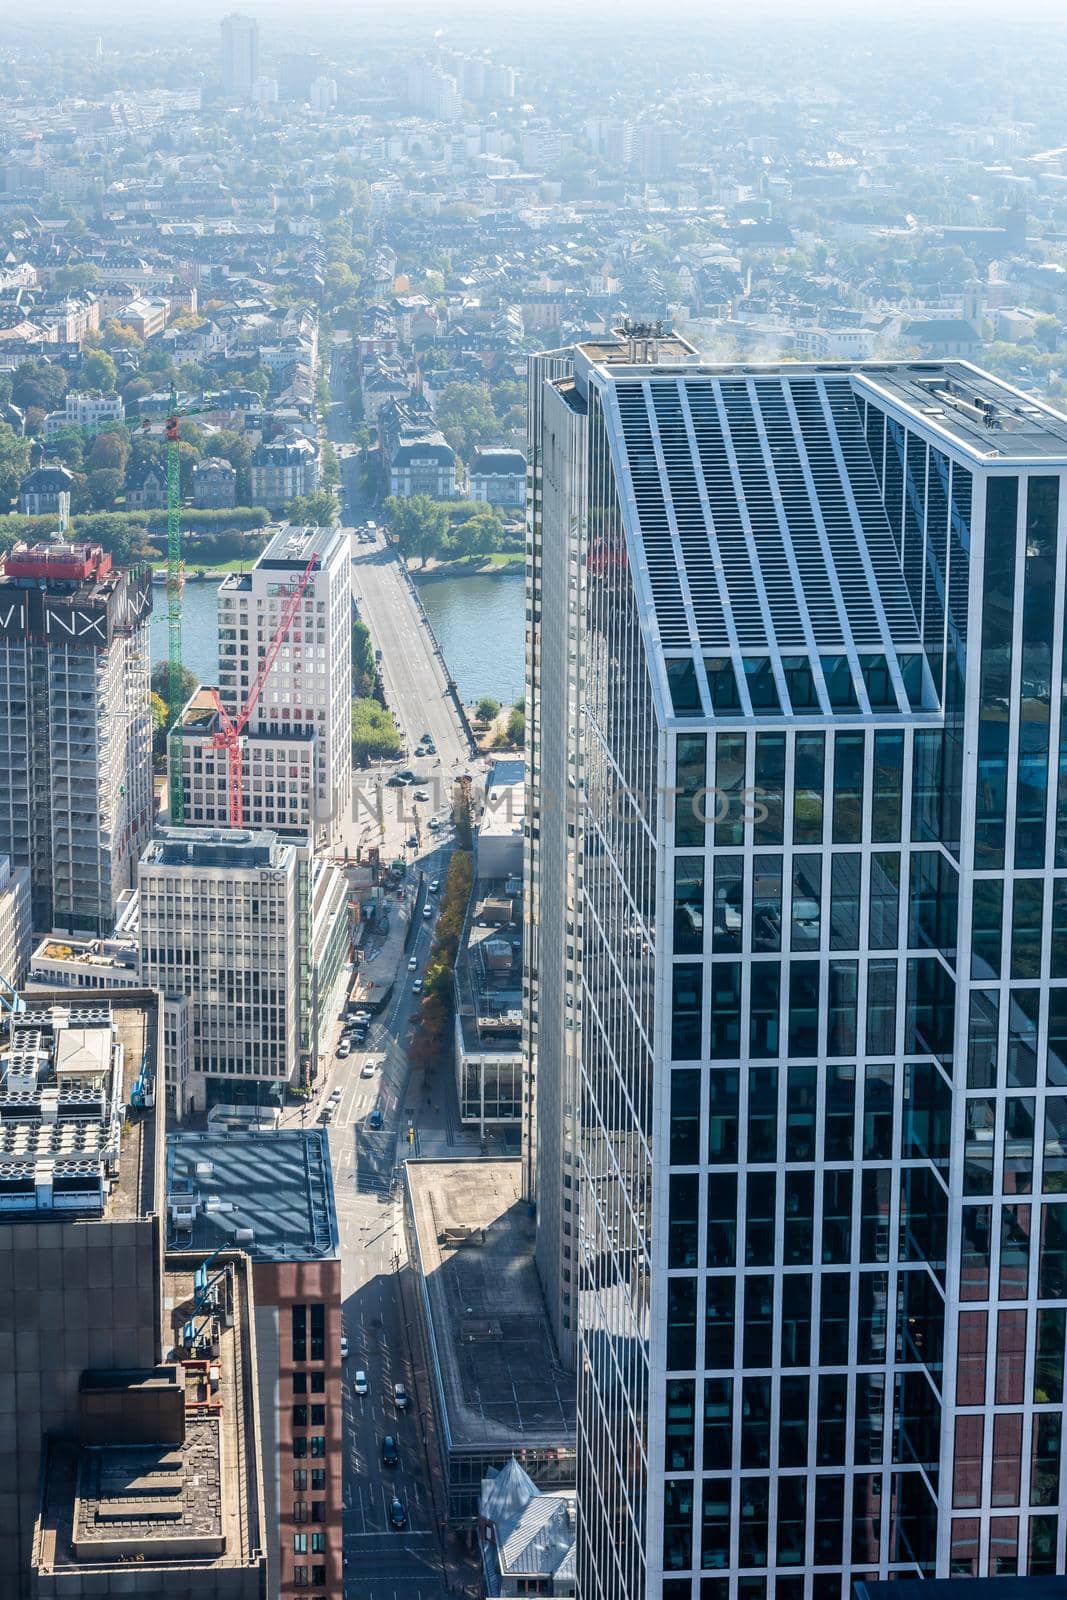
33, 1250, 266, 1586
0, 992, 162, 1223
405, 1158, 576, 1453
144, 827, 290, 871
166, 1130, 339, 1263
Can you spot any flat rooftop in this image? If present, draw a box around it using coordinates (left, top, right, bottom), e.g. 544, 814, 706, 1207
457, 878, 523, 1055
145, 826, 287, 871
406, 1159, 575, 1453
166, 1130, 339, 1263
0, 995, 160, 1222
34, 1254, 265, 1581
259, 522, 347, 568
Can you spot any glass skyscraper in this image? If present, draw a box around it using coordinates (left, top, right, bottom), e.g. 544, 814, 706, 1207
526, 340, 1067, 1600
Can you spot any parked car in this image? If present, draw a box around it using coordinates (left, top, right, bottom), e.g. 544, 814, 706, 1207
422, 904, 432, 919
393, 1382, 409, 1412
368, 1107, 383, 1131
408, 956, 418, 971
389, 1496, 407, 1530
353, 1369, 368, 1396
381, 1435, 399, 1468
407, 834, 419, 848
337, 1041, 351, 1058
320, 1106, 334, 1124
429, 878, 440, 893
414, 789, 429, 802
340, 1335, 349, 1359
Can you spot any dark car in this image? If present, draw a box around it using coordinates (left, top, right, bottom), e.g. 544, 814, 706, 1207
381, 1434, 399, 1468
368, 1107, 383, 1130
389, 1496, 407, 1529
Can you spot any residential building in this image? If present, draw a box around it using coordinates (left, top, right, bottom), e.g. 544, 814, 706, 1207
0, 992, 266, 1599
42, 390, 124, 439
137, 827, 301, 1113
167, 1130, 343, 1600
479, 1456, 577, 1598
249, 432, 320, 510
0, 542, 153, 935
403, 1159, 576, 1525
469, 446, 526, 508
528, 341, 1067, 1598
17, 461, 75, 516
192, 454, 238, 508
175, 525, 351, 846
124, 458, 167, 511
119, 296, 168, 340
0, 855, 31, 988
221, 13, 259, 99
389, 430, 458, 499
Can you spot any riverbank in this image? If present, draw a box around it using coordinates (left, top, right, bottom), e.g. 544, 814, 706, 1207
406, 551, 524, 579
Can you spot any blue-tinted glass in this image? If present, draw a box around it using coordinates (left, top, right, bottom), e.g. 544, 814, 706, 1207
1018, 477, 1058, 867
744, 657, 780, 714
675, 734, 707, 847
872, 731, 904, 842
821, 654, 858, 710
705, 656, 742, 714
781, 656, 818, 711
975, 476, 1018, 868
668, 657, 703, 716
674, 857, 705, 955
793, 733, 824, 844
860, 653, 898, 710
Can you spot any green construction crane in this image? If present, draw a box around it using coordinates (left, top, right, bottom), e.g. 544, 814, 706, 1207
165, 394, 185, 824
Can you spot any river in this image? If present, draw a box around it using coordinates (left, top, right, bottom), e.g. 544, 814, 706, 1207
417, 572, 525, 706
150, 569, 526, 706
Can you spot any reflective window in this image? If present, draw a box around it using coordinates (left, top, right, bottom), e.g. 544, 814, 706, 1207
860, 653, 898, 710
707, 1071, 739, 1162
1049, 991, 1067, 1086
671, 964, 702, 1059
667, 656, 703, 716
743, 657, 779, 714
781, 655, 818, 711
751, 856, 782, 952
787, 964, 819, 1056
821, 654, 858, 710
705, 656, 742, 714
1016, 477, 1058, 868
872, 731, 904, 842
792, 733, 824, 844
709, 963, 741, 1058
827, 961, 858, 1056
747, 1065, 778, 1160
866, 961, 897, 1056
703, 1379, 733, 1469
790, 856, 822, 951
976, 476, 1019, 868
712, 857, 743, 953
971, 879, 1003, 980
967, 991, 999, 1089
705, 1278, 735, 1369
714, 733, 746, 848
749, 966, 780, 1060
753, 733, 785, 845
707, 1173, 737, 1268
868, 852, 900, 948
832, 732, 865, 843
829, 853, 861, 949
675, 734, 707, 847
670, 1070, 701, 1164
673, 857, 705, 955
1011, 880, 1044, 980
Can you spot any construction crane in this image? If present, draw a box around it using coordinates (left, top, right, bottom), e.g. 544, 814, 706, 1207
209, 553, 318, 827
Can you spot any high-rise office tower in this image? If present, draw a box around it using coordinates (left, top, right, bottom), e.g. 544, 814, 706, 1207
174, 526, 352, 847
221, 12, 259, 99
138, 826, 300, 1114
528, 342, 1067, 1599
0, 541, 152, 936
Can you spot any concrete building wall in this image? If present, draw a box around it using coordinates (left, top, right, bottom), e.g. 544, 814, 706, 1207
0, 1216, 162, 1596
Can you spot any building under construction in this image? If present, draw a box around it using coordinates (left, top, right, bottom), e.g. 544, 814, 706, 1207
0, 543, 153, 936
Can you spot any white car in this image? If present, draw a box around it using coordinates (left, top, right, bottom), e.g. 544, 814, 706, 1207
413, 978, 423, 993
340, 1335, 349, 1360
408, 956, 418, 971
353, 1369, 368, 1396
414, 790, 430, 802
429, 878, 440, 893
360, 1061, 375, 1078
393, 1381, 409, 1412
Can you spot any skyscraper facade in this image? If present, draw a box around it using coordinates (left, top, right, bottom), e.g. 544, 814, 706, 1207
0, 542, 152, 936
221, 12, 259, 99
528, 344, 1067, 1599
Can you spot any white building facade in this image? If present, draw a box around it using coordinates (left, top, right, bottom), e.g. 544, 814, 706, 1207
529, 344, 1067, 1600
138, 827, 300, 1114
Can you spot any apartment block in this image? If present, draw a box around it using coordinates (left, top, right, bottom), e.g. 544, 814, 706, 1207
138, 828, 300, 1114
167, 1131, 343, 1600
175, 525, 351, 848
528, 343, 1067, 1599
0, 542, 153, 936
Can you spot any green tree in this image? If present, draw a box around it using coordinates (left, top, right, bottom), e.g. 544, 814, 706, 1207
81, 350, 118, 393
352, 696, 401, 764
285, 489, 340, 526
476, 696, 500, 723
76, 513, 138, 560
1033, 314, 1060, 353
351, 619, 377, 696
12, 361, 68, 413
321, 439, 341, 489
149, 690, 170, 754
48, 424, 85, 471
54, 262, 100, 294
382, 494, 448, 565
450, 509, 503, 561
435, 381, 498, 459
85, 467, 123, 510
88, 430, 129, 474
151, 660, 200, 718
505, 707, 525, 745
0, 421, 32, 511
101, 319, 144, 352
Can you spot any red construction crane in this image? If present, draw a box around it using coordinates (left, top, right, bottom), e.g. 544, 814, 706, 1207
210, 553, 318, 827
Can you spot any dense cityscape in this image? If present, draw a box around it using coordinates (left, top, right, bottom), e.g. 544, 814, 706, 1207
2, 5, 1067, 1600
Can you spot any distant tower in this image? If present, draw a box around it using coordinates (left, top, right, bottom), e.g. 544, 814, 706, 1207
221, 13, 259, 99
962, 277, 984, 325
